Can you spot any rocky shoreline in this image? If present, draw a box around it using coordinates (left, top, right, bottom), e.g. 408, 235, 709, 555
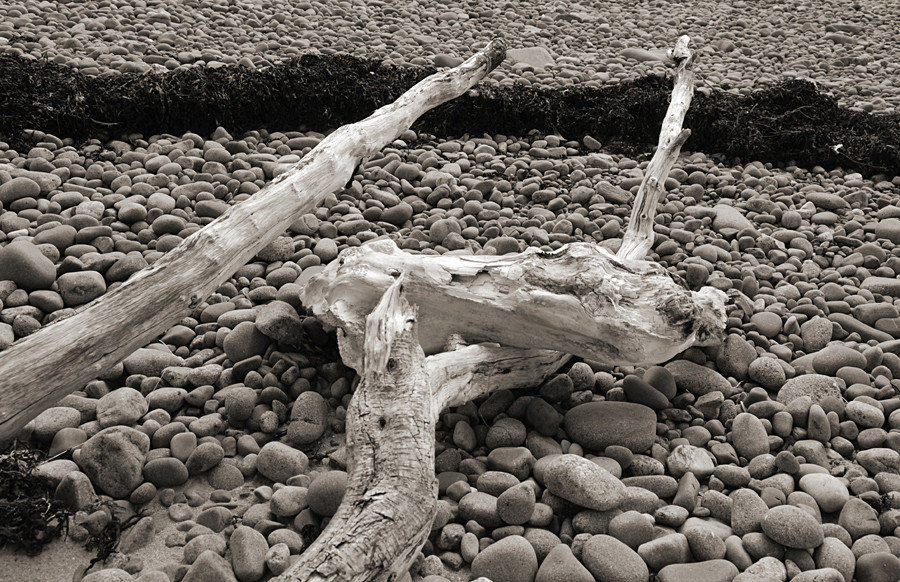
2, 1, 900, 582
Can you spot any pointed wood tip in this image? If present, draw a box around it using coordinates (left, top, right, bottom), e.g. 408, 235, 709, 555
364, 275, 418, 373
484, 38, 507, 71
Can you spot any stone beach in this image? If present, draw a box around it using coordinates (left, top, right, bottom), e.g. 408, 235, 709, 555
2, 1, 900, 582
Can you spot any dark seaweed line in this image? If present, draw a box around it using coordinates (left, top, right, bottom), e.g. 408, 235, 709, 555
1, 53, 898, 177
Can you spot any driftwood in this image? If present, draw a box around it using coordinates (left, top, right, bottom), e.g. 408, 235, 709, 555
618, 35, 695, 261
300, 238, 726, 372
0, 39, 508, 444
302, 36, 716, 375
283, 36, 726, 581
276, 277, 569, 582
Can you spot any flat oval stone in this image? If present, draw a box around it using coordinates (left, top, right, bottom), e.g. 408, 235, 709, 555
657, 559, 738, 582
731, 412, 770, 460
761, 504, 824, 549
0, 241, 57, 291
143, 457, 189, 488
543, 454, 625, 511
564, 402, 656, 453
665, 359, 735, 397
799, 473, 849, 513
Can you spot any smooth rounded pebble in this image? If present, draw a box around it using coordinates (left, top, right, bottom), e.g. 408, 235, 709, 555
78, 426, 150, 498
29, 406, 81, 441
731, 412, 770, 460
856, 448, 900, 474
307, 470, 348, 517
80, 569, 133, 582
799, 473, 849, 513
535, 543, 593, 582
223, 321, 271, 362
814, 537, 856, 582
637, 533, 691, 572
143, 457, 189, 488
96, 387, 148, 427
185, 441, 225, 475
497, 481, 536, 525
760, 504, 824, 549
57, 271, 107, 306
656, 559, 739, 582
230, 525, 268, 582
471, 535, 538, 582
776, 375, 843, 405
286, 390, 329, 446
855, 552, 900, 582
543, 454, 625, 511
0, 240, 57, 291
182, 549, 238, 582
666, 444, 716, 479
812, 344, 867, 376
122, 347, 184, 377
270, 486, 308, 517
665, 360, 734, 397
581, 534, 649, 582
608, 510, 654, 550
255, 441, 309, 484
459, 491, 504, 528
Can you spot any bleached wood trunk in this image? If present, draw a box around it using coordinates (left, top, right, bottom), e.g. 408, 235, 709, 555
0, 39, 508, 444
285, 36, 725, 582
300, 238, 726, 373
275, 278, 569, 582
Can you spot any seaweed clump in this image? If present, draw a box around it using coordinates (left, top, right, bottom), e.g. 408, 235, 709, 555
1, 52, 899, 177
0, 441, 70, 556
82, 505, 143, 571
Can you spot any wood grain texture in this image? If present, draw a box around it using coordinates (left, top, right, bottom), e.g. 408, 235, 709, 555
276, 279, 568, 582
300, 237, 727, 371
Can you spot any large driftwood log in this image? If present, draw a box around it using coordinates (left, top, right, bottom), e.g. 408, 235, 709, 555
0, 39, 507, 444
299, 237, 726, 372
275, 278, 569, 582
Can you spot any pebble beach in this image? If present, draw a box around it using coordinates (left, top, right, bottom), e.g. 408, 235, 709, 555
2, 1, 900, 582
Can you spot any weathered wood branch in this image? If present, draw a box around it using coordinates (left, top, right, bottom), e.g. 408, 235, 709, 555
617, 34, 695, 261
276, 280, 568, 582
299, 237, 726, 373
0, 39, 508, 444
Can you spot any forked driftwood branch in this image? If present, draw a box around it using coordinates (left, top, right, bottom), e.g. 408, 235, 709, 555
284, 36, 725, 581
0, 39, 508, 444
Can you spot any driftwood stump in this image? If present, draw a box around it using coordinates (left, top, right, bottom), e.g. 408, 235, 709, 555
275, 278, 569, 581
